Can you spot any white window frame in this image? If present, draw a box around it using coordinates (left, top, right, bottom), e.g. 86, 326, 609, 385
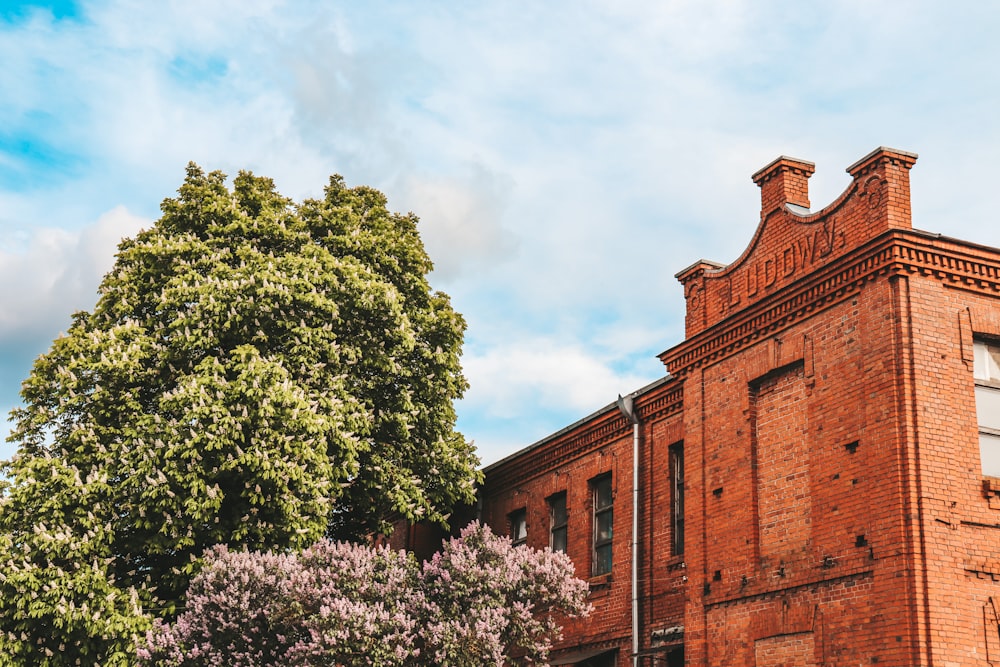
974, 338, 1000, 478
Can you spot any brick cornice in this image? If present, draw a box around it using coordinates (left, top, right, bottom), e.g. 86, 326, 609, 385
660, 230, 1000, 377
484, 383, 683, 493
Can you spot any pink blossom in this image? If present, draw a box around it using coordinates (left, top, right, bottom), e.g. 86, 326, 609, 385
140, 522, 589, 666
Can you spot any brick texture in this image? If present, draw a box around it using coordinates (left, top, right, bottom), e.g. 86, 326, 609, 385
470, 147, 1000, 666
754, 632, 816, 667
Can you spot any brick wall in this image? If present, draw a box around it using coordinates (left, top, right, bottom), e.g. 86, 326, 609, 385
477, 147, 1000, 666
482, 410, 638, 664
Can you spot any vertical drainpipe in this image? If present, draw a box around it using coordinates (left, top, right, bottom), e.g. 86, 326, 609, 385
617, 394, 641, 667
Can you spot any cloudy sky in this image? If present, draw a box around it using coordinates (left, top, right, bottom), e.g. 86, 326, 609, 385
2, 1, 999, 466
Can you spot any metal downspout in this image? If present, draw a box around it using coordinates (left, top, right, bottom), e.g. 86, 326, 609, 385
617, 394, 641, 667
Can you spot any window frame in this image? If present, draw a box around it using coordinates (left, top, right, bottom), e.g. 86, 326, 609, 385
509, 508, 527, 547
548, 492, 568, 553
975, 338, 1000, 479
591, 474, 613, 576
669, 442, 685, 557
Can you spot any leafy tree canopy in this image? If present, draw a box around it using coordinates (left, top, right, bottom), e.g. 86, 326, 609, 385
0, 165, 480, 664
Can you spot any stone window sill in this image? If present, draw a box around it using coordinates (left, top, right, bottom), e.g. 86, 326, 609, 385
588, 573, 613, 594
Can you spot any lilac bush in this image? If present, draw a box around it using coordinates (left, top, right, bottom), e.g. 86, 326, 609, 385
140, 522, 590, 666
422, 522, 591, 666
283, 540, 423, 666
139, 546, 302, 665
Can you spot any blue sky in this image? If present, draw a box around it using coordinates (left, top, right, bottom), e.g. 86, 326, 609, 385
2, 1, 1000, 466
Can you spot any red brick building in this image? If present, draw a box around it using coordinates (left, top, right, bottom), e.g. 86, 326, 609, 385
478, 147, 1000, 666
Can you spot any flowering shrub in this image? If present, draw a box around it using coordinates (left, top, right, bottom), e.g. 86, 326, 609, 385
422, 522, 591, 666
140, 522, 590, 666
140, 547, 300, 665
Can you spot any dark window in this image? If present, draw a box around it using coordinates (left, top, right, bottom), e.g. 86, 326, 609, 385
509, 508, 527, 546
549, 492, 568, 553
592, 474, 613, 575
975, 339, 1000, 477
580, 653, 617, 667
670, 442, 685, 556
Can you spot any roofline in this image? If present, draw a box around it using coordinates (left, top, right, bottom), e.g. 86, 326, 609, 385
482, 373, 674, 474
926, 229, 1000, 255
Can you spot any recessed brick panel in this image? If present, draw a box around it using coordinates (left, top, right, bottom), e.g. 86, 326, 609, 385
753, 363, 810, 560
755, 632, 816, 667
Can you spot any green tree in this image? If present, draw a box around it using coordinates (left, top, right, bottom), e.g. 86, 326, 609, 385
0, 165, 480, 664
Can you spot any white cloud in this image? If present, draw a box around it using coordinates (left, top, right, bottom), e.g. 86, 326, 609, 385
403, 167, 518, 282
458, 331, 667, 465
3, 0, 1000, 469
0, 206, 148, 339
462, 337, 658, 420
0, 206, 145, 427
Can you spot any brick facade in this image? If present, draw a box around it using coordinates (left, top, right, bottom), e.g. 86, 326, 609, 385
478, 147, 1000, 666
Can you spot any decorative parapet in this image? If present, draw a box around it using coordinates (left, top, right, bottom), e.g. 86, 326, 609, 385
661, 230, 1000, 376
675, 148, 918, 342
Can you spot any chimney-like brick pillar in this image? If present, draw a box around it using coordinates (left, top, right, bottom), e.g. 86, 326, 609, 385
846, 146, 918, 230
751, 156, 816, 217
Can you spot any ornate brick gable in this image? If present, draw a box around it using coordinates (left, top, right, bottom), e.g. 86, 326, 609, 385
673, 148, 917, 342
